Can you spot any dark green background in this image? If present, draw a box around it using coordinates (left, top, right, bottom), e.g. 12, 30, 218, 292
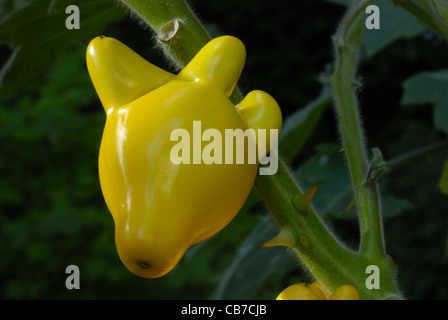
0, 0, 447, 299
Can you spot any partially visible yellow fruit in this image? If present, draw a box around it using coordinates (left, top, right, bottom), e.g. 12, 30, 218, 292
329, 284, 360, 300
276, 283, 327, 300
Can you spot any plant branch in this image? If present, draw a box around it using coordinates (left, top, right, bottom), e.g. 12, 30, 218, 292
329, 0, 387, 260
118, 0, 244, 104
118, 0, 210, 66
119, 0, 403, 299
255, 157, 402, 300
387, 140, 448, 171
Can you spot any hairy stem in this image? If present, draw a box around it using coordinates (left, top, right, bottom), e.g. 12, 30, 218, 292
118, 0, 244, 103
255, 158, 402, 300
119, 0, 403, 299
118, 0, 210, 66
329, 0, 387, 260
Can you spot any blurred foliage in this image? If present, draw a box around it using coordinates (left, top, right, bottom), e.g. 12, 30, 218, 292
0, 0, 447, 300
402, 69, 448, 135
439, 159, 448, 195
0, 0, 124, 94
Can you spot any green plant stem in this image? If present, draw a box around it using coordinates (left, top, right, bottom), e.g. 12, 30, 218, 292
118, 0, 244, 104
121, 0, 403, 299
329, 0, 386, 260
255, 157, 402, 300
118, 0, 210, 67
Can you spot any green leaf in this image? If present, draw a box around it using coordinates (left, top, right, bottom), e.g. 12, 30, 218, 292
438, 158, 448, 194
380, 191, 413, 219
295, 144, 352, 217
402, 69, 448, 135
362, 0, 427, 57
278, 87, 331, 163
296, 143, 412, 220
432, 0, 448, 23
0, 0, 124, 94
326, 0, 427, 56
210, 215, 297, 300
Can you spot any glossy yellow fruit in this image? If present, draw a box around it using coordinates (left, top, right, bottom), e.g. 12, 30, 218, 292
86, 35, 282, 278
276, 283, 327, 300
329, 284, 361, 300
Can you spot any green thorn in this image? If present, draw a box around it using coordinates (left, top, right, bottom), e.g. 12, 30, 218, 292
257, 228, 295, 249
293, 183, 320, 213
343, 198, 356, 216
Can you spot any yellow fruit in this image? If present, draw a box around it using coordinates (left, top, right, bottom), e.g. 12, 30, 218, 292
330, 284, 361, 300
276, 283, 327, 300
86, 35, 282, 279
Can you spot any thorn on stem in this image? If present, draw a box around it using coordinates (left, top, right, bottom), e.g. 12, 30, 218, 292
293, 183, 321, 213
